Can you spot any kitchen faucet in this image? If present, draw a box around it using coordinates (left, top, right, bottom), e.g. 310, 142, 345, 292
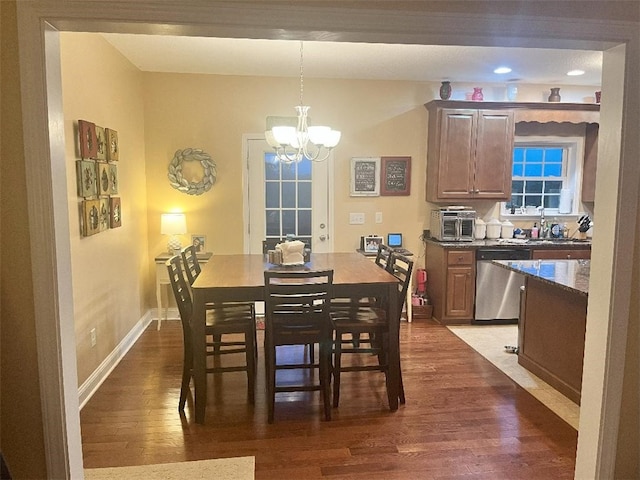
539, 209, 549, 238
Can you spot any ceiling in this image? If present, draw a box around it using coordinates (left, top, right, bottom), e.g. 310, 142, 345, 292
101, 34, 603, 86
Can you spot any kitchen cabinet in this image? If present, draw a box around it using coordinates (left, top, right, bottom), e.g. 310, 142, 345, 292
581, 123, 599, 202
425, 101, 515, 202
531, 248, 591, 260
425, 243, 475, 324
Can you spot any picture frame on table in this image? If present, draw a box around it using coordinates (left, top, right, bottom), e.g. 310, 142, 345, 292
192, 234, 206, 253
363, 235, 383, 253
350, 157, 380, 196
380, 156, 411, 196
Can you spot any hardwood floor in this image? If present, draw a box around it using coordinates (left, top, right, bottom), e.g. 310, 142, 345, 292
80, 320, 577, 479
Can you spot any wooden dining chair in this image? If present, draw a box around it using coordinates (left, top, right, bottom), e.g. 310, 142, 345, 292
331, 251, 414, 408
263, 269, 334, 423
166, 255, 257, 411
181, 244, 201, 285
181, 245, 258, 358
374, 243, 394, 271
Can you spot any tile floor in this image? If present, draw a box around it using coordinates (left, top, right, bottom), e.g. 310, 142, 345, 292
447, 324, 580, 429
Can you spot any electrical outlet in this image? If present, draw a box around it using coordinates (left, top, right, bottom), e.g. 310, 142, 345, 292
375, 212, 383, 224
90, 328, 97, 347
349, 213, 365, 224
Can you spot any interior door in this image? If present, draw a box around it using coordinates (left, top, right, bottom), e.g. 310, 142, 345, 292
245, 137, 333, 254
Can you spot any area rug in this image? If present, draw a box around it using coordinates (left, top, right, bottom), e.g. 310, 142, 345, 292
85, 456, 255, 480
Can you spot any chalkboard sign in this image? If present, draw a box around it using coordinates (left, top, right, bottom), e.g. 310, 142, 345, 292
381, 156, 411, 196
350, 157, 380, 196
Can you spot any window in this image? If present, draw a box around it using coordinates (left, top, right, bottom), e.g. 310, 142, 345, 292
264, 153, 313, 247
502, 136, 583, 217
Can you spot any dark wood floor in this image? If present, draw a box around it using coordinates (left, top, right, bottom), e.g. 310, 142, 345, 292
80, 320, 577, 479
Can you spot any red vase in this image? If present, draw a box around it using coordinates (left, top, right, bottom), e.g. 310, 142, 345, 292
471, 87, 483, 101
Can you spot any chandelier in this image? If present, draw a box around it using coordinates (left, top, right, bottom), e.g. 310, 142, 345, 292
264, 42, 341, 163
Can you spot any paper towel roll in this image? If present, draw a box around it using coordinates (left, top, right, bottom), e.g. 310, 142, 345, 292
558, 188, 572, 214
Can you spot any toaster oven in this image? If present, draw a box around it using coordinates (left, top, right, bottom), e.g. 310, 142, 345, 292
431, 208, 476, 241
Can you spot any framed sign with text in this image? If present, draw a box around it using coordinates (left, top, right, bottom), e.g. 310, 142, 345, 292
350, 157, 380, 196
381, 156, 411, 196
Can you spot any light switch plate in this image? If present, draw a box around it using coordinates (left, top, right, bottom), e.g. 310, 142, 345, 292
375, 212, 383, 224
349, 213, 365, 224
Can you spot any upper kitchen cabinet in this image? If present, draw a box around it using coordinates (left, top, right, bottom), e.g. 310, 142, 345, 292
425, 101, 515, 202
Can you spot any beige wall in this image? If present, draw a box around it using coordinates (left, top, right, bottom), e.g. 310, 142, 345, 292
60, 33, 150, 385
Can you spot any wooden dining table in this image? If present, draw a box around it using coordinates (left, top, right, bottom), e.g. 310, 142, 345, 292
191, 252, 400, 424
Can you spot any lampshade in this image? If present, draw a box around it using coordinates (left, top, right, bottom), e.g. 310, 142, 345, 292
161, 213, 186, 235
161, 213, 187, 254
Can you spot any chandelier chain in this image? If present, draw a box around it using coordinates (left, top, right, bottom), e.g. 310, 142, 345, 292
299, 41, 304, 106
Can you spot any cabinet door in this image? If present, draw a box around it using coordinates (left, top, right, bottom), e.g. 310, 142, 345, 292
436, 109, 476, 199
581, 123, 599, 202
445, 265, 474, 318
473, 109, 515, 199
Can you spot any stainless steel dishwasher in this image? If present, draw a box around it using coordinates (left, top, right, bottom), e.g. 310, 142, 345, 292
474, 248, 531, 324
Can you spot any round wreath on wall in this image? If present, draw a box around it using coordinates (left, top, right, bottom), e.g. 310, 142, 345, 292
167, 148, 217, 195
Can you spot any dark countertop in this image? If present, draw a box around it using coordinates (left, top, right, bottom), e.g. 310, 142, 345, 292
492, 259, 590, 296
424, 236, 591, 250
155, 251, 213, 262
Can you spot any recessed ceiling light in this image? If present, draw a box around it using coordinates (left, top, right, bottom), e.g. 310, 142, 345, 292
567, 69, 585, 76
493, 66, 512, 74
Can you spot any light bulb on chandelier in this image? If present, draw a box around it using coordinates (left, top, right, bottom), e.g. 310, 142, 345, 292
264, 42, 341, 163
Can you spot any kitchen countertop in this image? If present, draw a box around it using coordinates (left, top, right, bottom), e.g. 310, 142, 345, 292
423, 236, 591, 249
492, 259, 590, 296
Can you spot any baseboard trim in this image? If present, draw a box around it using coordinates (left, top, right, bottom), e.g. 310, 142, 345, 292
78, 311, 154, 409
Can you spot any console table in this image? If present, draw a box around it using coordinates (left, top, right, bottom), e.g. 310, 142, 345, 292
154, 251, 212, 330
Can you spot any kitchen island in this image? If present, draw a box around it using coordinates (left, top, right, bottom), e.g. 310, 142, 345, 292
493, 259, 590, 404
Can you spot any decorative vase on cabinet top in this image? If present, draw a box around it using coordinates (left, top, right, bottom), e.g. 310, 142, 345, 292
471, 87, 484, 101
548, 87, 561, 102
439, 81, 452, 100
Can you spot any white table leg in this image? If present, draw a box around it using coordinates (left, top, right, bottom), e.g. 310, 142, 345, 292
156, 282, 162, 330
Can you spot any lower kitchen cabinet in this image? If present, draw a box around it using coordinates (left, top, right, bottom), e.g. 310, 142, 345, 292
425, 243, 475, 324
531, 248, 591, 260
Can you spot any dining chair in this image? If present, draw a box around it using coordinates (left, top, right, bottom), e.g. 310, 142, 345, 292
374, 243, 394, 271
331, 251, 414, 408
181, 244, 201, 285
181, 245, 258, 358
263, 269, 334, 423
166, 255, 257, 411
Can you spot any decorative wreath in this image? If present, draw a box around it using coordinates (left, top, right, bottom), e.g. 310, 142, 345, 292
168, 148, 217, 195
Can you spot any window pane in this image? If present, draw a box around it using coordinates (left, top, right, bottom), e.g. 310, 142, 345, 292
265, 155, 280, 181
526, 149, 543, 162
544, 195, 560, 208
546, 148, 563, 162
265, 182, 279, 208
525, 181, 543, 193
512, 180, 524, 194
298, 182, 311, 208
512, 163, 523, 176
543, 163, 562, 177
546, 181, 563, 193
298, 158, 312, 180
282, 163, 296, 181
266, 210, 280, 236
282, 210, 296, 235
508, 196, 523, 208
282, 182, 296, 208
298, 210, 311, 235
524, 195, 542, 206
524, 163, 542, 176
513, 148, 524, 163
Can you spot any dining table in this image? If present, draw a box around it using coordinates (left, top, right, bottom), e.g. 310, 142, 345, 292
190, 252, 400, 424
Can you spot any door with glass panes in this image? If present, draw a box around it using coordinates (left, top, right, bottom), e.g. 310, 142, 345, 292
246, 137, 332, 254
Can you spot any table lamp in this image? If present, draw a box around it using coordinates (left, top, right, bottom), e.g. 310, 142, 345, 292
161, 213, 187, 254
